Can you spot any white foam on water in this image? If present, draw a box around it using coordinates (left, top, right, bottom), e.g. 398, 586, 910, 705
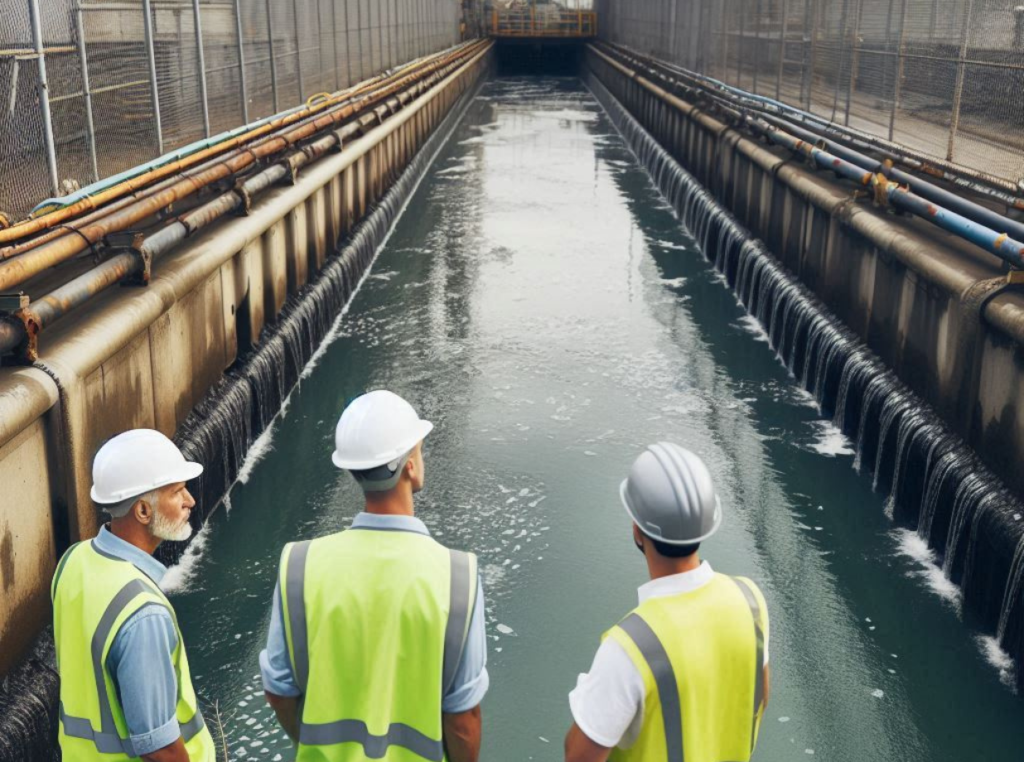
892, 529, 962, 612
650, 239, 689, 251
871, 689, 884, 699
736, 315, 770, 343
659, 277, 687, 288
531, 108, 599, 122
237, 422, 277, 485
161, 523, 211, 594
808, 420, 854, 457
976, 635, 1017, 690
496, 623, 515, 635
369, 270, 399, 280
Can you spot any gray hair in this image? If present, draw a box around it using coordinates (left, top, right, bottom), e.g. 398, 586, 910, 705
103, 489, 161, 519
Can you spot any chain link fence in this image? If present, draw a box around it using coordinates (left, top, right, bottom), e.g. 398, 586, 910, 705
596, 0, 1024, 189
0, 0, 463, 220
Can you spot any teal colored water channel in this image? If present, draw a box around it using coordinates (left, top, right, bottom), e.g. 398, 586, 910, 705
170, 78, 1024, 762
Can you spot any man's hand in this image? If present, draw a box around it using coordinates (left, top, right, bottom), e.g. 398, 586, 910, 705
265, 692, 301, 743
443, 705, 482, 762
142, 737, 189, 762
565, 723, 612, 762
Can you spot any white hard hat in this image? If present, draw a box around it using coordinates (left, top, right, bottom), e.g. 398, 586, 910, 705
332, 390, 433, 471
90, 429, 203, 505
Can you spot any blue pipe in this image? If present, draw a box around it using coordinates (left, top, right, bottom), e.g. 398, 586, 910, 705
760, 114, 1024, 245
29, 103, 308, 217
749, 115, 1024, 268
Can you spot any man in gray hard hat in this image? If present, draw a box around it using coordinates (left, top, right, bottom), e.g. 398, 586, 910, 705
261, 389, 488, 762
564, 443, 770, 762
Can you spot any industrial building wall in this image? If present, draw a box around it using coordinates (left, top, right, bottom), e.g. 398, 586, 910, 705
594, 0, 1024, 189
0, 0, 463, 221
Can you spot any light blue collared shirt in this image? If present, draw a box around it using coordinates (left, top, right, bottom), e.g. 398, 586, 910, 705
91, 526, 182, 757
260, 513, 490, 713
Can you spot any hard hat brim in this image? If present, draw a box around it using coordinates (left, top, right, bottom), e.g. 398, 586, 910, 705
619, 479, 723, 545
90, 461, 204, 505
331, 420, 434, 471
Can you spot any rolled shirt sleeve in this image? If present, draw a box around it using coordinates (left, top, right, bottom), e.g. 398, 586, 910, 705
260, 581, 301, 697
441, 575, 490, 714
568, 638, 645, 750
106, 605, 182, 757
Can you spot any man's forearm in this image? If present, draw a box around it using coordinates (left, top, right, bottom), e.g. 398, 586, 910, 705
142, 737, 189, 762
265, 692, 301, 742
443, 705, 482, 762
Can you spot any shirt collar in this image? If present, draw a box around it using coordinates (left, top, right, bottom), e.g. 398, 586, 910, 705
637, 561, 715, 604
93, 525, 168, 586
351, 512, 431, 536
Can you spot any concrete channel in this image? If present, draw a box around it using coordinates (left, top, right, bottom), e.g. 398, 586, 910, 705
4, 25, 1024, 762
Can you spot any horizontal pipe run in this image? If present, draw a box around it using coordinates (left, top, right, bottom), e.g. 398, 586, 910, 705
887, 188, 1024, 269
0, 42, 488, 292
598, 41, 1024, 208
761, 114, 1024, 245
0, 42, 493, 358
0, 41, 483, 246
591, 42, 1024, 270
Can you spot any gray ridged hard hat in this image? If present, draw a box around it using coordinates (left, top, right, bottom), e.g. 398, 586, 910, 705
620, 443, 722, 545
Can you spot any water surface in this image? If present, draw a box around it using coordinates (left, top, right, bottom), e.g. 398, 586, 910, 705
171, 78, 1024, 762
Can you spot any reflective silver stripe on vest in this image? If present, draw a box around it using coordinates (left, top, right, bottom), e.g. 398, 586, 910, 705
442, 549, 475, 696
300, 719, 444, 760
285, 540, 313, 694
618, 613, 685, 762
60, 576, 206, 756
730, 577, 766, 751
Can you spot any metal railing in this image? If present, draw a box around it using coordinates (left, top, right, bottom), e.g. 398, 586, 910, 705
491, 8, 597, 37
0, 0, 464, 222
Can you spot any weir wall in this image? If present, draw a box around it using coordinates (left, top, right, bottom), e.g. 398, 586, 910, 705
585, 45, 1024, 505
0, 42, 493, 692
584, 43, 1024, 683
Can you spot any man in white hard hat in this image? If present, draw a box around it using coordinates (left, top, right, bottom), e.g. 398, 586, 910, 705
565, 443, 770, 762
51, 429, 216, 762
261, 389, 488, 762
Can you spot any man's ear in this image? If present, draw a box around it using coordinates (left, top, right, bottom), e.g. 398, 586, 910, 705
133, 498, 153, 525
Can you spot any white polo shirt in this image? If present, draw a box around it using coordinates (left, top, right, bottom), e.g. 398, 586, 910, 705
569, 562, 770, 749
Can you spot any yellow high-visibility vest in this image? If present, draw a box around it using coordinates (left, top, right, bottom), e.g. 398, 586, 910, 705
51, 541, 215, 761
280, 526, 478, 762
605, 574, 768, 762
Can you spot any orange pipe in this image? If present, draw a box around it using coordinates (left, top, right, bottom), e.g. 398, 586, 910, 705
0, 42, 488, 291
0, 47, 465, 246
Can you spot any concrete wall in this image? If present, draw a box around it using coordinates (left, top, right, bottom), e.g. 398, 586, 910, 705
0, 41, 492, 677
586, 42, 1024, 504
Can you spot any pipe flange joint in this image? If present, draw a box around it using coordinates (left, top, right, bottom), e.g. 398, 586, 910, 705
0, 293, 37, 363
126, 233, 152, 285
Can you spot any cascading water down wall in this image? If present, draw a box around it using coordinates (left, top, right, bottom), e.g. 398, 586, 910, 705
584, 59, 1024, 690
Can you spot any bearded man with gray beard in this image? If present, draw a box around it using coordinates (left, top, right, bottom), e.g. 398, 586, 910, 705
51, 429, 215, 762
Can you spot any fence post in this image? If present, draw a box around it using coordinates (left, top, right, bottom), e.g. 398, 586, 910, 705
888, 0, 909, 141
803, 0, 817, 110
293, 0, 305, 99
946, 0, 975, 162
233, 0, 250, 123
73, 1, 99, 183
752, 0, 763, 93
28, 0, 61, 196
775, 0, 788, 100
266, 0, 280, 111
843, 0, 865, 126
141, 0, 164, 154
192, 0, 211, 137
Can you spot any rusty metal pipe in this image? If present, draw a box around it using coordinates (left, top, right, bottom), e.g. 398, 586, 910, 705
0, 42, 485, 291
0, 41, 483, 246
29, 252, 141, 329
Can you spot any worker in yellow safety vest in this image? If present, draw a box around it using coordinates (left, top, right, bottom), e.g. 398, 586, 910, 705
565, 443, 770, 762
52, 429, 215, 762
261, 389, 489, 762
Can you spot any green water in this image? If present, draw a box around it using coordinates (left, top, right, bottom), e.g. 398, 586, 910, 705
170, 78, 1024, 762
